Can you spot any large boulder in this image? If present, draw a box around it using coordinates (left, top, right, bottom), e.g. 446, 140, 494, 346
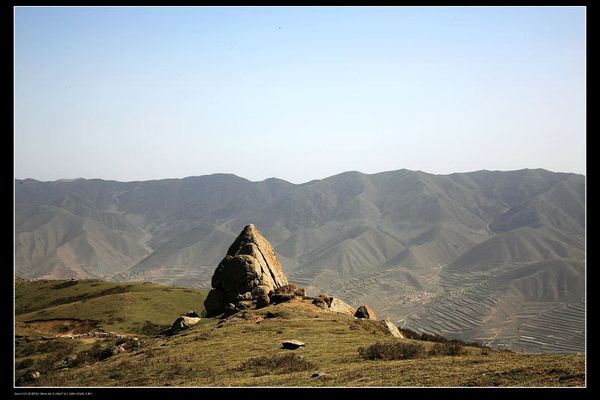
329, 298, 356, 316
312, 294, 355, 316
355, 305, 377, 320
204, 224, 288, 317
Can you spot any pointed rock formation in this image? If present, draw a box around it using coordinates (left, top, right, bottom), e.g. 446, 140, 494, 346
204, 224, 288, 317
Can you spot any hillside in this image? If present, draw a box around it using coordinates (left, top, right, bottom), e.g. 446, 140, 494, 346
14, 168, 586, 352
14, 278, 584, 387
15, 278, 207, 337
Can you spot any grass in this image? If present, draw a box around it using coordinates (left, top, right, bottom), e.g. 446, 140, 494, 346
238, 353, 316, 376
15, 279, 207, 336
21, 299, 585, 387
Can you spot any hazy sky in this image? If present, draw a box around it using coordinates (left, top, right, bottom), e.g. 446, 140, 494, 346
14, 6, 586, 183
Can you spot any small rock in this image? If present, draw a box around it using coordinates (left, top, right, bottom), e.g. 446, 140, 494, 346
185, 310, 201, 318
311, 371, 326, 378
236, 292, 253, 301
236, 300, 254, 310
282, 340, 305, 350
166, 315, 201, 335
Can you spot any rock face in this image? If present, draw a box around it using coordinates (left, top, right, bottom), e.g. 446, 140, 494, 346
381, 319, 405, 338
204, 224, 288, 317
355, 305, 377, 320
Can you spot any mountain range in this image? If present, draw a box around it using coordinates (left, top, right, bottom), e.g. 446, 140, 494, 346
14, 168, 585, 353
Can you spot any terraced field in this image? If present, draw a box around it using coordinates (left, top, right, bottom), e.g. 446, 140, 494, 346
400, 261, 585, 353
515, 300, 585, 353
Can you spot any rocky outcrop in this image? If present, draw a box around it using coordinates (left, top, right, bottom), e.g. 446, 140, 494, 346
355, 305, 377, 320
312, 295, 355, 316
381, 319, 405, 338
204, 224, 288, 317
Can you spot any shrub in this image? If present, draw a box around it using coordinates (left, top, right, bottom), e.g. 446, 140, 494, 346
51, 280, 78, 290
238, 353, 316, 376
358, 342, 426, 360
428, 342, 465, 356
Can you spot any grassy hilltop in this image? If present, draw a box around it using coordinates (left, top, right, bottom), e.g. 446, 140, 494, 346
15, 278, 584, 387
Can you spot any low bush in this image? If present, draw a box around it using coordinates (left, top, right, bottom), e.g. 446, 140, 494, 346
238, 353, 316, 376
428, 342, 465, 356
358, 342, 426, 360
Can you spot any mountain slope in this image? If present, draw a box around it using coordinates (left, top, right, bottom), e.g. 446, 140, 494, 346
14, 168, 585, 352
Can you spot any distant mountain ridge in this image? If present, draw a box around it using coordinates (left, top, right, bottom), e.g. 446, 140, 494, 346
14, 168, 585, 353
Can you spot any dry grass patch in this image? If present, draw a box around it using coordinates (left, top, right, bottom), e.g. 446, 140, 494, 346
238, 353, 316, 376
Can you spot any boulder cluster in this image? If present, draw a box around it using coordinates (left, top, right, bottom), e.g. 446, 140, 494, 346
195, 224, 404, 338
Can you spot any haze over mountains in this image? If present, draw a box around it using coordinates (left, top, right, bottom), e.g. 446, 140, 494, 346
14, 168, 585, 353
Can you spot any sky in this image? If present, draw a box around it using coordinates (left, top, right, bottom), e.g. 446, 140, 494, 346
14, 6, 586, 183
